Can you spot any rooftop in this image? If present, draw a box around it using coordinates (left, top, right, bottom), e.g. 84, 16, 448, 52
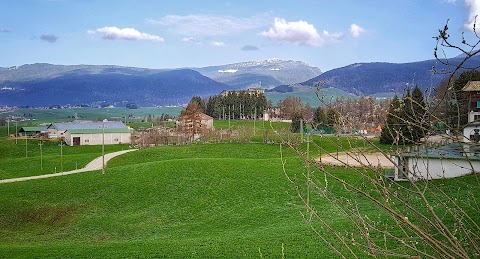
398, 142, 480, 161
66, 128, 131, 134
48, 121, 127, 130
462, 81, 480, 91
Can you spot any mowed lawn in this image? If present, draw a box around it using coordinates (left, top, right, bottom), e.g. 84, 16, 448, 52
0, 143, 337, 258
0, 138, 130, 180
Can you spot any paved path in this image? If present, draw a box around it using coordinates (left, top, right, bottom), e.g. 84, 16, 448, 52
0, 149, 137, 184
318, 152, 395, 168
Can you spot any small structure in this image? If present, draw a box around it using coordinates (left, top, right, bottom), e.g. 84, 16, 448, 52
18, 126, 48, 137
64, 128, 131, 146
462, 81, 480, 142
47, 121, 127, 139
176, 112, 214, 132
393, 143, 480, 180
219, 88, 265, 97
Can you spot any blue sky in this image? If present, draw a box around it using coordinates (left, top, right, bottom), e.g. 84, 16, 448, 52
0, 0, 477, 71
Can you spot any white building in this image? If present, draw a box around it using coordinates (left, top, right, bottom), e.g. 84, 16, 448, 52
64, 128, 131, 146
462, 81, 480, 142
393, 143, 480, 181
47, 121, 127, 139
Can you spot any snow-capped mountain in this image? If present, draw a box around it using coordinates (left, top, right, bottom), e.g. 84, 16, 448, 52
194, 59, 322, 89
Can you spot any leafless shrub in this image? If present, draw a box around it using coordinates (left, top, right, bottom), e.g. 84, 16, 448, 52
277, 20, 480, 258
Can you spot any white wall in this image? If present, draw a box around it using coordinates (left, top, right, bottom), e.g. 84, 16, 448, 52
395, 156, 480, 180
463, 125, 480, 142
65, 132, 131, 146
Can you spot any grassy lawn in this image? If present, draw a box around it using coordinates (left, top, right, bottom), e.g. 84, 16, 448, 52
0, 142, 478, 257
0, 138, 130, 180
0, 144, 336, 258
0, 107, 183, 124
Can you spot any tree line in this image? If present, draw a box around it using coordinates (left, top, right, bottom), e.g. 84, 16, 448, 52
204, 91, 267, 120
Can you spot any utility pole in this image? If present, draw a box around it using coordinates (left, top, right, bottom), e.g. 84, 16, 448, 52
228, 105, 231, 128
15, 121, 18, 144
254, 106, 257, 136
102, 119, 106, 174
59, 141, 64, 172
7, 120, 9, 138
306, 132, 311, 208
38, 141, 44, 170
25, 133, 28, 158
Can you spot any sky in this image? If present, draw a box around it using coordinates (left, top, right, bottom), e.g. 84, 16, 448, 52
0, 0, 478, 72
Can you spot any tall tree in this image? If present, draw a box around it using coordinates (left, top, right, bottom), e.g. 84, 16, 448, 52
380, 96, 402, 144
190, 96, 206, 113
409, 85, 427, 142
291, 113, 304, 133
312, 107, 326, 130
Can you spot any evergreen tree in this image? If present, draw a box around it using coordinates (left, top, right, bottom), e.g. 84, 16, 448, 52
401, 88, 414, 144
326, 108, 338, 128
189, 96, 205, 112
380, 96, 402, 144
312, 107, 326, 130
291, 113, 304, 133
410, 85, 427, 142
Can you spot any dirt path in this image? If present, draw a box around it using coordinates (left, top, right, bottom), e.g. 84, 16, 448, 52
318, 152, 395, 168
0, 149, 137, 184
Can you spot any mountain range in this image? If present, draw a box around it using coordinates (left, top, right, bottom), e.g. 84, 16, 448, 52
1, 55, 479, 107
0, 64, 230, 107
291, 55, 480, 95
193, 58, 322, 89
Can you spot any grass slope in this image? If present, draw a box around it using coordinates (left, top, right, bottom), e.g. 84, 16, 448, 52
0, 143, 478, 257
0, 144, 335, 258
0, 138, 130, 179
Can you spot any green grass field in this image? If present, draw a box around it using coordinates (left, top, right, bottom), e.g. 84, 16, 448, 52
0, 138, 130, 180
0, 115, 477, 258
0, 107, 183, 124
0, 144, 335, 258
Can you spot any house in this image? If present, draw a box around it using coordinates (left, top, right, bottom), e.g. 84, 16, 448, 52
176, 112, 214, 139
47, 121, 127, 139
219, 88, 265, 97
177, 112, 214, 130
462, 81, 480, 142
64, 128, 131, 146
393, 143, 480, 180
17, 126, 48, 136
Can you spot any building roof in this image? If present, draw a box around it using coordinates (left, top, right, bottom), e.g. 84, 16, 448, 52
462, 81, 480, 91
19, 126, 41, 132
66, 128, 131, 134
200, 113, 213, 120
178, 112, 213, 121
48, 121, 127, 131
396, 142, 480, 161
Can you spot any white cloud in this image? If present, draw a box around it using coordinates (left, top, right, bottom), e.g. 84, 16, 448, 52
350, 24, 366, 38
260, 18, 324, 47
323, 30, 344, 42
444, 0, 457, 4
181, 37, 201, 45
0, 28, 12, 33
464, 0, 480, 31
147, 14, 268, 36
211, 41, 225, 47
88, 26, 164, 42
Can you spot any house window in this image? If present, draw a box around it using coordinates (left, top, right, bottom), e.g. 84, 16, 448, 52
85, 139, 89, 143
114, 138, 119, 141
477, 101, 480, 108
475, 115, 480, 121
